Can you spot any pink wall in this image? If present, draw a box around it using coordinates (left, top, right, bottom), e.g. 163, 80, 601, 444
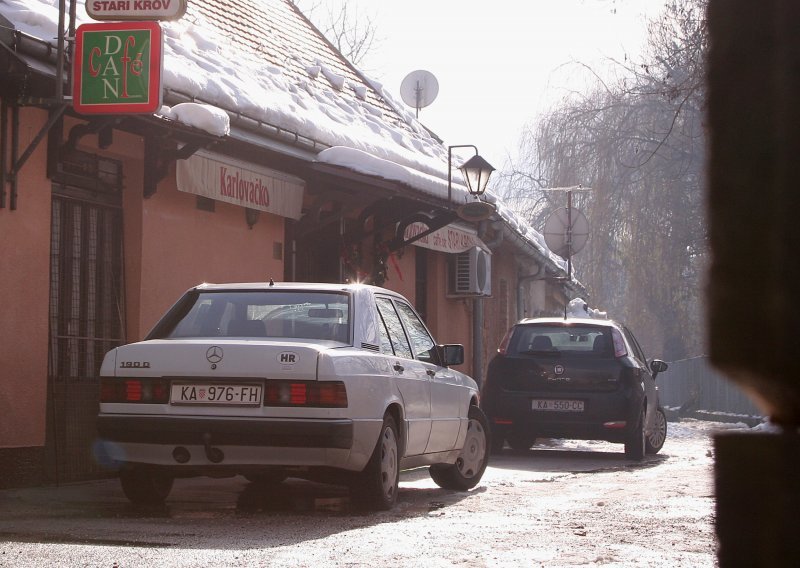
429, 252, 473, 374
0, 107, 52, 447
134, 169, 285, 338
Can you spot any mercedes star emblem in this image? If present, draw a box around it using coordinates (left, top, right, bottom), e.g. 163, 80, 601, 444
206, 346, 224, 364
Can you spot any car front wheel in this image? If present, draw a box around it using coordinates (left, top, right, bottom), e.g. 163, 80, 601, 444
352, 413, 399, 510
430, 406, 490, 491
645, 407, 667, 454
119, 466, 173, 506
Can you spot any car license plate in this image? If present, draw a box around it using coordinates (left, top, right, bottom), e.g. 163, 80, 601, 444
532, 399, 584, 412
171, 383, 263, 406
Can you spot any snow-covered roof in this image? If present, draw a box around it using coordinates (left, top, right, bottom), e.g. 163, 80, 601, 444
0, 0, 568, 272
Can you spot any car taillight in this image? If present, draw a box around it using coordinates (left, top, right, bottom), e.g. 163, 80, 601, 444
264, 381, 348, 408
100, 378, 170, 403
497, 328, 514, 355
611, 328, 628, 357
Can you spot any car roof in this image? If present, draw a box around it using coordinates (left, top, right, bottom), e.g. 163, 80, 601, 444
516, 317, 622, 328
189, 281, 396, 295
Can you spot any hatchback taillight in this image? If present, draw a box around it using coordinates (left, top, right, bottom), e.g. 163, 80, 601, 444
100, 378, 170, 403
611, 328, 628, 358
497, 328, 514, 355
264, 381, 348, 408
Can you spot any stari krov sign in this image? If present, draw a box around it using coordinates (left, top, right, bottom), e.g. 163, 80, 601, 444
86, 0, 187, 21
73, 21, 163, 114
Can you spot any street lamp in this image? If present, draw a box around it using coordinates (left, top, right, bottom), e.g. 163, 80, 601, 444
447, 145, 495, 205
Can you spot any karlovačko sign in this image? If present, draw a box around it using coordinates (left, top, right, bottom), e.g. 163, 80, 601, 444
86, 0, 187, 21
73, 21, 163, 115
176, 150, 306, 220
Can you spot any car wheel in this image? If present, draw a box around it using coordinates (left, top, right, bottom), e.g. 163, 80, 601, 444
119, 467, 173, 506
430, 406, 490, 491
352, 413, 399, 510
506, 430, 536, 451
645, 407, 667, 454
244, 468, 288, 485
624, 406, 646, 460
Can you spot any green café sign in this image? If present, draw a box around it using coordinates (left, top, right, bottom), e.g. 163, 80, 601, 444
73, 21, 163, 114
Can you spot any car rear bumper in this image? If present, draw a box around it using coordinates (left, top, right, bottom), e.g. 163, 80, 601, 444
482, 390, 642, 443
97, 414, 354, 449
96, 414, 375, 471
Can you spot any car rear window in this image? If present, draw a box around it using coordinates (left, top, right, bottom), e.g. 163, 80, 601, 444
508, 324, 612, 357
151, 291, 350, 342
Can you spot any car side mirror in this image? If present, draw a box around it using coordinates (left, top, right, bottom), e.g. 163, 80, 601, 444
650, 359, 668, 375
438, 344, 464, 367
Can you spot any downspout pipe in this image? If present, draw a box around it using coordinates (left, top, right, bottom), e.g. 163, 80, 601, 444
517, 263, 546, 322
472, 220, 504, 387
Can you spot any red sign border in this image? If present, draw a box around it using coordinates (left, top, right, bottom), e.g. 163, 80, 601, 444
73, 21, 163, 115
86, 0, 187, 21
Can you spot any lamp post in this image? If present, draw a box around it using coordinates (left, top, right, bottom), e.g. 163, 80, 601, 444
447, 145, 495, 206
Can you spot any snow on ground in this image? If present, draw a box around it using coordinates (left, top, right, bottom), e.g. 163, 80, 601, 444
0, 418, 745, 567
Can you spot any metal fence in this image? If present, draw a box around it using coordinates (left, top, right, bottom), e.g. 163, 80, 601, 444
659, 356, 764, 422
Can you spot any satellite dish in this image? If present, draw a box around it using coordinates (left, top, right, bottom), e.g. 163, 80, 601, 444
400, 70, 439, 117
543, 207, 590, 259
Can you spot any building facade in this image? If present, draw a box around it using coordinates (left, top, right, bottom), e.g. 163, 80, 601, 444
0, 0, 578, 487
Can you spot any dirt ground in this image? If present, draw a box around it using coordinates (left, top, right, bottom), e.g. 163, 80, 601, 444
0, 419, 741, 567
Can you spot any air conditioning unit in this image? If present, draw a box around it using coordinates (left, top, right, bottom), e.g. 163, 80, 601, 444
448, 247, 492, 297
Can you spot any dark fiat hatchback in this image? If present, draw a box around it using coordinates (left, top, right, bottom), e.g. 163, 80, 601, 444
481, 317, 669, 459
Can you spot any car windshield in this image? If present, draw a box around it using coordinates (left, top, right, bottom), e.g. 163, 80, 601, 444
509, 324, 611, 357
152, 290, 350, 342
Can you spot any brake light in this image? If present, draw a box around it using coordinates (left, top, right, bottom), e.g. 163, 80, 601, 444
100, 378, 170, 403
497, 328, 514, 355
264, 381, 347, 408
126, 380, 142, 401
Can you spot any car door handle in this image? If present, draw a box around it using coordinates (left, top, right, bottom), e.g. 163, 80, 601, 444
393, 363, 404, 373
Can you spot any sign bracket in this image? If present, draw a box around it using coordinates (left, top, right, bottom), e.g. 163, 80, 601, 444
143, 135, 205, 198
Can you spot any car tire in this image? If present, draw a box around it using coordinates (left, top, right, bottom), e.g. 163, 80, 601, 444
506, 430, 536, 451
624, 406, 646, 460
119, 467, 173, 506
430, 406, 490, 491
352, 413, 399, 510
645, 407, 667, 454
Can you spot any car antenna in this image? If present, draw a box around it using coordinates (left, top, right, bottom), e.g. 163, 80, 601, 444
269, 278, 275, 286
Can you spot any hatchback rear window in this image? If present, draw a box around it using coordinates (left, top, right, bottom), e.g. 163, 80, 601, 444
508, 324, 612, 357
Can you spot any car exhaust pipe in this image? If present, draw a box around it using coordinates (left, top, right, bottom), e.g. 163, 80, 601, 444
202, 433, 224, 463
172, 446, 191, 464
